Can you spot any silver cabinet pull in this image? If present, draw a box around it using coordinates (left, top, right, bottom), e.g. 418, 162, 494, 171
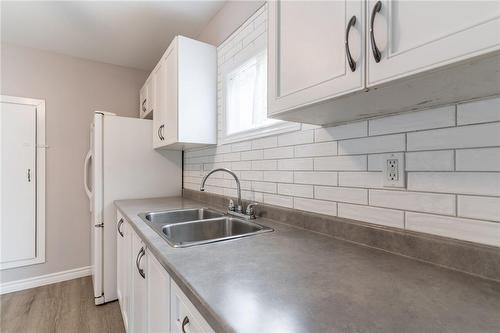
117, 218, 124, 237
181, 316, 190, 333
345, 15, 357, 72
136, 247, 146, 279
27, 169, 31, 182
160, 124, 165, 140
370, 1, 382, 63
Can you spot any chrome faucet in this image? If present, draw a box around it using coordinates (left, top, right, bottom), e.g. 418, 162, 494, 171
200, 168, 257, 219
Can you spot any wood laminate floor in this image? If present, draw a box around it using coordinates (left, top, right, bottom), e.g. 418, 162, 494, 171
0, 276, 125, 333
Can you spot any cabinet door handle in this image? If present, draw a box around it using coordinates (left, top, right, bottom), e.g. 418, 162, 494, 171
27, 169, 31, 182
370, 1, 382, 63
181, 316, 190, 333
160, 124, 165, 140
157, 126, 163, 140
142, 99, 147, 112
345, 15, 357, 72
136, 247, 146, 279
117, 218, 124, 237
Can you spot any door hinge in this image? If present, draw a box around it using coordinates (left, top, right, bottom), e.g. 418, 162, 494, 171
94, 223, 104, 228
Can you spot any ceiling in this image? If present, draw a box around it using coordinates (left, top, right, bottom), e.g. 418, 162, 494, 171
1, 1, 225, 71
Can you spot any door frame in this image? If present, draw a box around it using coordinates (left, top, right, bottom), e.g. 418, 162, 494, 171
1, 95, 46, 270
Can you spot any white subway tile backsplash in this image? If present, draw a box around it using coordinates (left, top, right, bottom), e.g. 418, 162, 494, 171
294, 198, 337, 216
252, 136, 277, 149
338, 204, 404, 228
314, 155, 367, 171
278, 130, 314, 146
369, 190, 456, 215
294, 171, 338, 186
338, 134, 405, 155
408, 172, 500, 196
252, 160, 277, 170
457, 96, 500, 125
240, 171, 264, 181
407, 122, 500, 151
455, 148, 500, 171
263, 193, 294, 208
405, 150, 455, 171
231, 141, 252, 152
231, 161, 252, 171
264, 146, 294, 159
241, 150, 264, 161
222, 152, 241, 162
278, 158, 314, 171
406, 212, 500, 247
315, 121, 367, 142
339, 172, 382, 188
278, 183, 314, 198
368, 106, 455, 136
184, 4, 500, 247
457, 195, 500, 222
264, 171, 294, 183
294, 141, 338, 157
315, 186, 368, 205
252, 181, 277, 194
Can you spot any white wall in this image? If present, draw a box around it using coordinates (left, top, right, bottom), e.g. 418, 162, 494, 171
0, 44, 147, 283
196, 0, 264, 46
184, 6, 500, 247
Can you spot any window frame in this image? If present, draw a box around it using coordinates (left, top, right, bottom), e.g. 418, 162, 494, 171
219, 36, 300, 145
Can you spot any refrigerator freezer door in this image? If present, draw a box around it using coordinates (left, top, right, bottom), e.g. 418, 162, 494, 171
91, 113, 104, 304
101, 114, 182, 303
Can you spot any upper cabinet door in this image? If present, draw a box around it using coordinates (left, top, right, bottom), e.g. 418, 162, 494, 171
163, 44, 179, 146
367, 0, 500, 86
268, 0, 365, 117
152, 62, 165, 149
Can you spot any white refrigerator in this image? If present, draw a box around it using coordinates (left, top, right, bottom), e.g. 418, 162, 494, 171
84, 112, 181, 305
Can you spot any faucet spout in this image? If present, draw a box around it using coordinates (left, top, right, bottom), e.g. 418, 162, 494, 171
200, 168, 242, 212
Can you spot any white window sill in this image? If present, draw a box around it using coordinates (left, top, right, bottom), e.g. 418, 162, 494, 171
219, 122, 301, 145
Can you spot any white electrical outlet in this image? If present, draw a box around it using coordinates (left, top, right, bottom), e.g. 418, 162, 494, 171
383, 153, 405, 188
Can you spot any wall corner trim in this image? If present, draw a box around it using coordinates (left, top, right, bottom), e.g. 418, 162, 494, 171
0, 266, 92, 295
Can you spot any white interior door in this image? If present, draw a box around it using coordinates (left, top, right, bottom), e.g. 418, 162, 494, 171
0, 102, 36, 265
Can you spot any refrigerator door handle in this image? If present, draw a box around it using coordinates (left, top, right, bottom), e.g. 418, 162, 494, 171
84, 149, 92, 199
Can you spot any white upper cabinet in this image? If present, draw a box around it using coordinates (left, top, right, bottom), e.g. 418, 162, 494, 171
268, 0, 365, 117
151, 36, 216, 150
140, 77, 154, 119
367, 0, 500, 85
268, 0, 500, 126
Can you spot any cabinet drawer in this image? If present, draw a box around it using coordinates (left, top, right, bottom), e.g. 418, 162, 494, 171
170, 281, 214, 333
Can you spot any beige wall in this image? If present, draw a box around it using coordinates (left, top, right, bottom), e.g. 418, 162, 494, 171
0, 43, 147, 283
197, 1, 264, 46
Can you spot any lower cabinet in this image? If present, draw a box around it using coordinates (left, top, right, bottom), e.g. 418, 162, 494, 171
132, 231, 148, 333
146, 251, 170, 333
170, 281, 214, 333
116, 211, 213, 333
116, 212, 132, 330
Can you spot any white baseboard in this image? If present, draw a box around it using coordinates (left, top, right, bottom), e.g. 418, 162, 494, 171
0, 266, 92, 295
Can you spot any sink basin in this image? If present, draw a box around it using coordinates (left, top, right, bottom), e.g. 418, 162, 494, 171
143, 208, 224, 225
139, 208, 273, 248
162, 217, 272, 247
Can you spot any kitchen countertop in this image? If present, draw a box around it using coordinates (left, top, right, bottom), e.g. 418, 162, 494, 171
115, 197, 500, 333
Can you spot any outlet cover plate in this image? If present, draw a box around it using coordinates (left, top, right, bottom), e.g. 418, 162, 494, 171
383, 152, 405, 188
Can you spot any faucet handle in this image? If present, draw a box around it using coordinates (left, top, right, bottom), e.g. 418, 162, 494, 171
228, 199, 235, 211
245, 203, 258, 219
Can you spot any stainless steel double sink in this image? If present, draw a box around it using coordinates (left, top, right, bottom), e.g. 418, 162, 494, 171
138, 208, 273, 248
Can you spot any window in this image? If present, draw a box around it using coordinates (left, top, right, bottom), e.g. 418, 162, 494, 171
220, 41, 299, 144
226, 49, 275, 135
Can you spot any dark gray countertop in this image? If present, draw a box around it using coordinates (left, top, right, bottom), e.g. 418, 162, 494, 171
115, 197, 500, 333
